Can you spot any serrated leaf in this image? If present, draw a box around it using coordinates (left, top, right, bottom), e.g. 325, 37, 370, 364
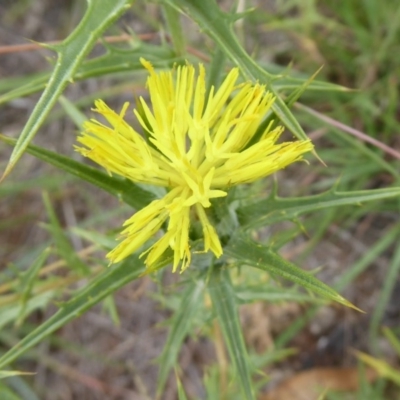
1, 0, 132, 180
157, 279, 205, 395
0, 255, 145, 369
224, 234, 360, 310
0, 134, 155, 210
208, 266, 255, 400
238, 186, 400, 230
0, 43, 176, 106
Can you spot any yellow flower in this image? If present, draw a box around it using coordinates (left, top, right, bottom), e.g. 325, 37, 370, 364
75, 59, 313, 272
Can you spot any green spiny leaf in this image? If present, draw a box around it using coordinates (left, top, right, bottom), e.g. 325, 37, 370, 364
0, 42, 176, 106
1, 0, 132, 180
224, 234, 360, 311
238, 186, 400, 230
0, 134, 156, 210
167, 0, 309, 141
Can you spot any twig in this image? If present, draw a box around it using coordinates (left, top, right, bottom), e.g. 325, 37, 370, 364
296, 102, 400, 160
0, 33, 158, 55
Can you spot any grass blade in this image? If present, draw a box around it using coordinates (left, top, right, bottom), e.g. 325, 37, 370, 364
369, 241, 400, 351
15, 248, 51, 327
0, 256, 145, 369
157, 279, 205, 395
208, 266, 254, 400
42, 192, 90, 275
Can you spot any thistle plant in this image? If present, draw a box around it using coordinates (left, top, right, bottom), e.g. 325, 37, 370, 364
76, 60, 313, 272
1, 1, 400, 399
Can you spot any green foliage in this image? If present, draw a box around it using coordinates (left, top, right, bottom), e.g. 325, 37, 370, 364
0, 255, 145, 370
225, 234, 359, 310
1, 0, 133, 180
208, 266, 254, 400
157, 279, 205, 395
0, 134, 156, 209
1, 0, 399, 398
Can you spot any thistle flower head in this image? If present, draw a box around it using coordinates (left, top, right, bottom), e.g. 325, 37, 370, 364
75, 59, 313, 272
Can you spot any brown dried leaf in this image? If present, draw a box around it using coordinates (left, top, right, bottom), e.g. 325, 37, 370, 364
260, 367, 378, 400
